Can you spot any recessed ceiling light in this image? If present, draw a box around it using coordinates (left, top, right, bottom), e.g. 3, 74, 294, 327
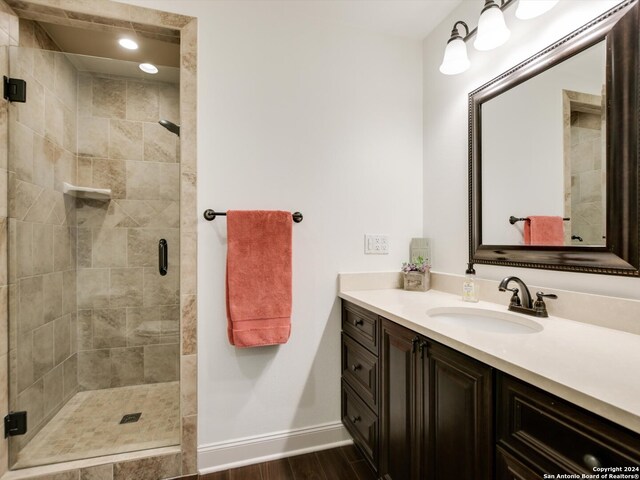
118, 38, 138, 50
139, 63, 158, 74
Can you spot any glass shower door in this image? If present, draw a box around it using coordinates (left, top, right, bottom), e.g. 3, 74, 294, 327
6, 46, 181, 469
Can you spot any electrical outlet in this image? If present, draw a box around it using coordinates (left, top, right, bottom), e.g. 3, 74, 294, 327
365, 234, 389, 255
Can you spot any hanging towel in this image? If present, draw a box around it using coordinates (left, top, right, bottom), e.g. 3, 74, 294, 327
226, 210, 292, 347
524, 216, 564, 246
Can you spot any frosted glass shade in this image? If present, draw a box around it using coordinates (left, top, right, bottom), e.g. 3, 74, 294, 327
439, 37, 470, 75
474, 5, 511, 51
516, 0, 559, 20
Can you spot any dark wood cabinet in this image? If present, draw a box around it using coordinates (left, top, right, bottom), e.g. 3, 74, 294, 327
379, 319, 425, 480
341, 380, 378, 468
342, 333, 378, 410
342, 301, 378, 354
427, 342, 494, 480
341, 300, 640, 480
497, 373, 640, 475
496, 446, 539, 480
341, 302, 380, 473
378, 317, 493, 480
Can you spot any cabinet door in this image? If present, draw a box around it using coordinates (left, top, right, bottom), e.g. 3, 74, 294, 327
428, 342, 494, 480
379, 319, 422, 480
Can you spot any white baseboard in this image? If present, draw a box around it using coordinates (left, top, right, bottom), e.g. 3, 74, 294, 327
197, 421, 352, 474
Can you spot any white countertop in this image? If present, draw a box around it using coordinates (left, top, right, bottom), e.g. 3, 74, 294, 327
339, 287, 640, 435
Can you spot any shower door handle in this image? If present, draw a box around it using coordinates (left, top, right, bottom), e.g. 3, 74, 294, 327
159, 239, 168, 276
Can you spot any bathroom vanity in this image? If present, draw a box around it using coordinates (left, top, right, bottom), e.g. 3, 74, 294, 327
339, 291, 640, 479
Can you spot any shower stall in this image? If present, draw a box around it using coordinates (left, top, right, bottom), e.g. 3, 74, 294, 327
6, 45, 181, 469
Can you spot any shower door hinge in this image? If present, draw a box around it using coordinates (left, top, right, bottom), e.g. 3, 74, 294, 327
3, 76, 26, 103
4, 411, 27, 438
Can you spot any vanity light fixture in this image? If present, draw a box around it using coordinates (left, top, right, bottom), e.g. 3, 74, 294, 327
439, 0, 560, 75
515, 0, 559, 20
118, 38, 138, 50
139, 63, 158, 74
439, 21, 471, 75
474, 0, 511, 51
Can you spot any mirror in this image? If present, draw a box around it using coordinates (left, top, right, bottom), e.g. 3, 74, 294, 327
469, 0, 639, 276
482, 41, 606, 247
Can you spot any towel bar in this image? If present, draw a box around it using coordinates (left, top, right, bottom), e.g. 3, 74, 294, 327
203, 209, 303, 223
509, 216, 570, 225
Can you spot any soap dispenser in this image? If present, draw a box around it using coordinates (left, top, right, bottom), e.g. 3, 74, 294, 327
462, 263, 479, 302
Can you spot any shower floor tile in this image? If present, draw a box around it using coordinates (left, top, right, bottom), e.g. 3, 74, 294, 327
14, 382, 180, 469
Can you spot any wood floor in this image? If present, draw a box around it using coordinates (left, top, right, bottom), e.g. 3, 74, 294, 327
200, 445, 376, 480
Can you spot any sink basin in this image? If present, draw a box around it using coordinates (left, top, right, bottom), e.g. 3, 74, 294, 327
427, 307, 543, 334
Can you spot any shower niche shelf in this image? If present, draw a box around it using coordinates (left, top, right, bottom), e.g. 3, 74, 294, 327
63, 182, 111, 200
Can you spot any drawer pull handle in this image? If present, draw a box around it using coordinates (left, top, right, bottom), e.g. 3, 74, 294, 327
350, 416, 361, 424
353, 319, 364, 327
583, 454, 602, 469
351, 363, 362, 371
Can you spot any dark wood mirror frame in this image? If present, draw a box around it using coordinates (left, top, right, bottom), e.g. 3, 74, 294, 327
469, 0, 639, 276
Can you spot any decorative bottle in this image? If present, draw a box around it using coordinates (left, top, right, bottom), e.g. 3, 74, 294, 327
462, 263, 479, 302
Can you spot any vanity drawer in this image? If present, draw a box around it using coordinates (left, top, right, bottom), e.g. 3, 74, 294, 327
342, 301, 378, 354
342, 333, 378, 410
497, 374, 640, 474
496, 446, 539, 480
342, 380, 378, 471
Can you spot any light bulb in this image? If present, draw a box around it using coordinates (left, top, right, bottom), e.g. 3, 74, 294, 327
118, 38, 138, 50
139, 63, 158, 74
439, 37, 471, 75
474, 3, 511, 51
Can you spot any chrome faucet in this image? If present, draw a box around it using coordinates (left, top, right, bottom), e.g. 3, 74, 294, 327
498, 276, 557, 317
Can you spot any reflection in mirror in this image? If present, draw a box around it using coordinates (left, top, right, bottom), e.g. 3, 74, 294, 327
481, 41, 606, 247
564, 89, 606, 246
469, 0, 639, 276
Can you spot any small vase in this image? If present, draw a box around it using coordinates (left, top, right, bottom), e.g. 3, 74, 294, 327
404, 270, 430, 292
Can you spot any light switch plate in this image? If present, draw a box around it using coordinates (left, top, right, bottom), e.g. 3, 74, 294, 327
365, 234, 389, 255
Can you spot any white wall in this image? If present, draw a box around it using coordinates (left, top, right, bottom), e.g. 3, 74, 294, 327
118, 0, 423, 470
423, 0, 640, 299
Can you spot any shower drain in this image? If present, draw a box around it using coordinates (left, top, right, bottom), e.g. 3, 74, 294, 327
119, 413, 142, 424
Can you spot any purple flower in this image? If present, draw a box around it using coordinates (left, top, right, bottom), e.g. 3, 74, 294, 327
401, 256, 430, 273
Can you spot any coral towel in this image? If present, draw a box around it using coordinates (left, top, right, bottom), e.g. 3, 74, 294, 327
226, 210, 292, 347
524, 216, 564, 246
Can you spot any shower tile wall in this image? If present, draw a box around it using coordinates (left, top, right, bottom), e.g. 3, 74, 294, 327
75, 73, 180, 391
570, 111, 604, 245
8, 21, 79, 456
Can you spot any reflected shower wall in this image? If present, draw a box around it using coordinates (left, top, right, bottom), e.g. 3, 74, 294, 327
7, 44, 181, 469
569, 110, 605, 245
562, 89, 606, 247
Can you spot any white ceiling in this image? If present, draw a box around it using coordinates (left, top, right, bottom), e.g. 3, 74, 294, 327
250, 0, 464, 39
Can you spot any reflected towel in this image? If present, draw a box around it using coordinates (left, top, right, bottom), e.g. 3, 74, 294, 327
226, 210, 292, 347
524, 216, 564, 246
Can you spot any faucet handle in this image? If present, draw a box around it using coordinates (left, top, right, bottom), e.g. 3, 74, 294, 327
536, 292, 558, 301
503, 287, 521, 307
533, 292, 557, 317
